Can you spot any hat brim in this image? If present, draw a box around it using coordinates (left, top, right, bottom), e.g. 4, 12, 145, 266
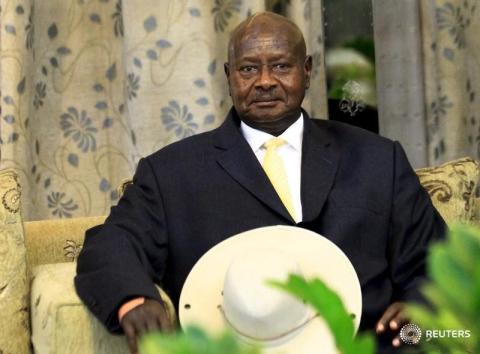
179, 225, 362, 354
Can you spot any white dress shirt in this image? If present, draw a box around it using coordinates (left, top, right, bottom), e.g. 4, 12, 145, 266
240, 114, 304, 223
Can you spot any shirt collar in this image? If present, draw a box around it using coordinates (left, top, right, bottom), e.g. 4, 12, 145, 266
240, 113, 304, 152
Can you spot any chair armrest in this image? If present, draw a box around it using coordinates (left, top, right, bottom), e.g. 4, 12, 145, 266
24, 216, 106, 270
31, 262, 176, 354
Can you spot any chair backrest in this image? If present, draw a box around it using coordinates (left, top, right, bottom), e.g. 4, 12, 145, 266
0, 169, 30, 353
415, 157, 479, 226
19, 156, 480, 270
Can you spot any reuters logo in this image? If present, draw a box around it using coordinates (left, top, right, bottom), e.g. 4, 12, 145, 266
400, 323, 422, 345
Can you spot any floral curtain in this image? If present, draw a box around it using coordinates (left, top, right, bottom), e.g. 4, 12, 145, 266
374, 0, 479, 168
421, 0, 480, 165
373, 0, 429, 168
0, 0, 327, 221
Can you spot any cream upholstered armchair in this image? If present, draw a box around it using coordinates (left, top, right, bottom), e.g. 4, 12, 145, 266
0, 157, 479, 354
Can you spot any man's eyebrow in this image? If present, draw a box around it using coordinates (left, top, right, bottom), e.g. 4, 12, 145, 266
237, 53, 292, 62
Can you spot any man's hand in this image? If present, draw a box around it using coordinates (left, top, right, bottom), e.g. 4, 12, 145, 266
376, 302, 408, 347
120, 298, 175, 354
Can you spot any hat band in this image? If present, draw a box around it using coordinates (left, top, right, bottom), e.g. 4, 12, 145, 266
217, 304, 318, 343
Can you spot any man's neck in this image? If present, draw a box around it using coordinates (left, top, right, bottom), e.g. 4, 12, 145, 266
241, 113, 301, 136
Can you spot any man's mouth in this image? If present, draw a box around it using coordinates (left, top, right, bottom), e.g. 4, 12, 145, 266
251, 98, 281, 107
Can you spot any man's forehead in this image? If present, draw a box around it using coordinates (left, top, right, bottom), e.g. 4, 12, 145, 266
227, 13, 306, 61
237, 36, 292, 51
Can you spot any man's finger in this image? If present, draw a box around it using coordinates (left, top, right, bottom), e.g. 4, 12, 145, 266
389, 311, 407, 330
392, 335, 402, 347
376, 302, 403, 333
146, 314, 161, 332
159, 309, 175, 333
135, 317, 149, 337
123, 323, 138, 354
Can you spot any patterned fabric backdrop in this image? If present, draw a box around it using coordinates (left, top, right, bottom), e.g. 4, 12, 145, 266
0, 0, 327, 221
421, 0, 480, 165
375, 0, 479, 168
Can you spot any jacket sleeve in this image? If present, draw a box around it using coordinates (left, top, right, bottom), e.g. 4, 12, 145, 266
388, 141, 447, 304
74, 157, 168, 333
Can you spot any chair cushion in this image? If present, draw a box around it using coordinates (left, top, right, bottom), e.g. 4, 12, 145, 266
0, 169, 30, 354
416, 157, 479, 225
30, 262, 129, 354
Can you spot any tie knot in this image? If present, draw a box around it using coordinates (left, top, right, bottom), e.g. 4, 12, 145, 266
264, 137, 286, 151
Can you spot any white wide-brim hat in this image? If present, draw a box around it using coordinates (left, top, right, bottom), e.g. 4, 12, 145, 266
179, 225, 362, 354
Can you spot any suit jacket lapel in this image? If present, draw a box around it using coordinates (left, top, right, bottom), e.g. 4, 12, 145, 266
213, 110, 295, 222
301, 114, 340, 222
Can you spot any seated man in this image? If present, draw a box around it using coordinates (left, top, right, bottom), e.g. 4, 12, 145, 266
75, 12, 446, 354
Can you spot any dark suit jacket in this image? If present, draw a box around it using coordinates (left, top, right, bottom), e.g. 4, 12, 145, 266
75, 108, 445, 351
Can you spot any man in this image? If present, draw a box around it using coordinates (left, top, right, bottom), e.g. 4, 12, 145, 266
75, 12, 446, 354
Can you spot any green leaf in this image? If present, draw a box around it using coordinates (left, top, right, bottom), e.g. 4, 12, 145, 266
449, 224, 480, 272
408, 224, 480, 353
270, 275, 374, 354
139, 326, 261, 354
429, 246, 474, 310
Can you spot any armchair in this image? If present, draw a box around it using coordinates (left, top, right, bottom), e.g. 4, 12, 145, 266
0, 157, 478, 354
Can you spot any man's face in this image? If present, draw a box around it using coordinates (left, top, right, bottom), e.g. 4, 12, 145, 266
225, 27, 312, 125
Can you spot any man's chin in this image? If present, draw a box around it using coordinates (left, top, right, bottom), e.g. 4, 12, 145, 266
242, 113, 297, 126
242, 106, 290, 123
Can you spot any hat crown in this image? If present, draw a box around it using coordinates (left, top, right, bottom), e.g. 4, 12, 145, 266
222, 249, 309, 342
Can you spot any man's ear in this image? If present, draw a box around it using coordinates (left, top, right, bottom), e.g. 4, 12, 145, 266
224, 62, 230, 78
224, 63, 232, 96
304, 55, 313, 89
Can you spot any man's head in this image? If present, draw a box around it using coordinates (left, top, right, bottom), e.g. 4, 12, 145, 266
224, 12, 312, 134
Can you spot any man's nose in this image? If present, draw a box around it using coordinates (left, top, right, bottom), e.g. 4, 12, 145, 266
255, 66, 276, 90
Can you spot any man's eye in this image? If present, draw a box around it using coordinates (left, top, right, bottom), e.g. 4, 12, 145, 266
240, 66, 256, 73
273, 63, 289, 70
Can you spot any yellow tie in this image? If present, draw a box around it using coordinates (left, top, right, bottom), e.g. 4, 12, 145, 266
262, 137, 296, 220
